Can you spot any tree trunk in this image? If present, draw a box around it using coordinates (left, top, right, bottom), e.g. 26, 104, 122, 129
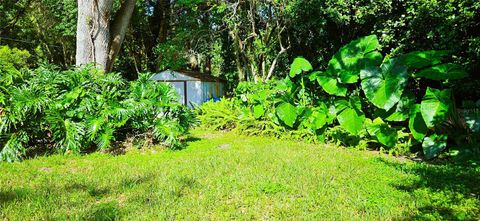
76, 0, 135, 72
106, 0, 136, 71
230, 28, 246, 81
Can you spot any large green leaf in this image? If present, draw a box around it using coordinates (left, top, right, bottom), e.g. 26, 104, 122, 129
415, 63, 468, 80
409, 104, 428, 141
309, 103, 328, 130
313, 35, 382, 97
399, 50, 451, 69
316, 72, 348, 96
300, 104, 328, 131
376, 92, 415, 122
421, 88, 452, 128
327, 35, 382, 83
422, 134, 447, 160
289, 57, 312, 78
360, 59, 408, 111
365, 118, 398, 148
276, 102, 298, 127
335, 97, 365, 135
253, 104, 265, 119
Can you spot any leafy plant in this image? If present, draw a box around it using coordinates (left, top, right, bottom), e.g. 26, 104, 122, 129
198, 34, 473, 160
335, 97, 365, 135
313, 35, 382, 97
196, 98, 240, 130
420, 88, 452, 128
365, 118, 398, 148
360, 59, 408, 111
276, 102, 297, 128
0, 65, 193, 162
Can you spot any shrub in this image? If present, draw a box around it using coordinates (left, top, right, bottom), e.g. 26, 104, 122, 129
198, 35, 478, 160
0, 65, 194, 162
196, 98, 240, 131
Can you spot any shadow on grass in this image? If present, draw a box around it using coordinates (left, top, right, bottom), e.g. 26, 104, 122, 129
183, 136, 202, 143
83, 202, 120, 221
0, 188, 31, 205
378, 158, 480, 220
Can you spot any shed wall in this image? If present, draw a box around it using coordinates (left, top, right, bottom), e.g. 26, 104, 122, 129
165, 82, 186, 104
202, 82, 224, 101
186, 81, 202, 106
151, 71, 225, 107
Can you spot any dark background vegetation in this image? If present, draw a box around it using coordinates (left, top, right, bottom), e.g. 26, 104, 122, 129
1, 0, 478, 96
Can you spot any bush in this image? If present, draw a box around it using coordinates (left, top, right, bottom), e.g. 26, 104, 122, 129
198, 35, 479, 160
196, 98, 240, 131
0, 64, 194, 162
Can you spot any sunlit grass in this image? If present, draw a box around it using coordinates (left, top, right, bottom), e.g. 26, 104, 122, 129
1, 130, 479, 220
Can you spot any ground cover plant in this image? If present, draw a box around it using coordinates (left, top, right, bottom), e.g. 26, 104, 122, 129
0, 46, 194, 162
1, 129, 479, 220
198, 35, 480, 160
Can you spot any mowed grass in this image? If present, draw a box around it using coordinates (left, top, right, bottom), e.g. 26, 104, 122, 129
1, 130, 479, 220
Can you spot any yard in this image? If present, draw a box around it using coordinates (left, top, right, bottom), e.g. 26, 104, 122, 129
1, 130, 478, 220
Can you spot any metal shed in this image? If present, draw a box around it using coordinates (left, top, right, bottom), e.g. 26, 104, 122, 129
151, 70, 226, 106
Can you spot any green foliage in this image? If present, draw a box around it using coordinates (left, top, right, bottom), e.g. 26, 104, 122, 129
409, 104, 428, 141
198, 35, 473, 160
360, 59, 408, 110
276, 103, 298, 128
327, 35, 382, 84
0, 46, 30, 87
421, 88, 452, 128
315, 71, 348, 96
365, 118, 398, 148
399, 50, 451, 69
415, 64, 468, 81
422, 134, 448, 160
335, 97, 365, 135
196, 98, 240, 131
311, 35, 383, 97
377, 92, 415, 122
289, 57, 312, 78
0, 65, 193, 162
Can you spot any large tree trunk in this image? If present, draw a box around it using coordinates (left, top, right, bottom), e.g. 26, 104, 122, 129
76, 0, 135, 72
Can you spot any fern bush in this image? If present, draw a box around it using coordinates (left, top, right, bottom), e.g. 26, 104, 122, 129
0, 63, 194, 162
196, 98, 240, 131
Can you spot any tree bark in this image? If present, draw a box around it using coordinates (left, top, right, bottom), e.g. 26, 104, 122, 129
76, 0, 135, 72
230, 28, 246, 81
106, 0, 136, 71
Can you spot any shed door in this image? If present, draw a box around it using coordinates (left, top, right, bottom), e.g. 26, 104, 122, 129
168, 82, 186, 105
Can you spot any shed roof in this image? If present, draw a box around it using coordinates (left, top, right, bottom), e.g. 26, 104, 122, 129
153, 69, 226, 83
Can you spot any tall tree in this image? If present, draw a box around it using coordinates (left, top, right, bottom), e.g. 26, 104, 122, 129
75, 0, 135, 72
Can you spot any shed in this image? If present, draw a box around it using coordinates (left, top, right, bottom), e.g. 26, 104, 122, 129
151, 70, 226, 106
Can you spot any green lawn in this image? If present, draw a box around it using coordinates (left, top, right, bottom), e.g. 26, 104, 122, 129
1, 130, 479, 220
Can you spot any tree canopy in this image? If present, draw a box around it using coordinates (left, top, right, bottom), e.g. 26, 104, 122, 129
0, 0, 478, 95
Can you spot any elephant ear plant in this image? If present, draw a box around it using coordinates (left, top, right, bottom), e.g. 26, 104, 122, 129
199, 35, 471, 160
303, 35, 469, 159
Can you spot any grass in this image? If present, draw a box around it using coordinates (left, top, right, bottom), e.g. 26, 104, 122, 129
1, 129, 479, 220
